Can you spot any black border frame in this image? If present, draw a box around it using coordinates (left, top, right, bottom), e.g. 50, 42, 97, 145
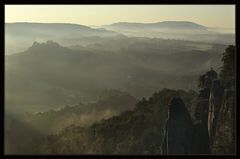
1, 0, 239, 158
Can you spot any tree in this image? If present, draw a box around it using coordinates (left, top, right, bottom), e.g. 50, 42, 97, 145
219, 45, 236, 89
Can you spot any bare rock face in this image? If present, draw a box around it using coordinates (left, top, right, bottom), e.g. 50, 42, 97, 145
193, 98, 210, 153
195, 69, 218, 130
161, 68, 234, 154
194, 68, 235, 154
161, 97, 194, 154
194, 68, 224, 153
161, 68, 227, 154
208, 79, 224, 148
198, 69, 217, 89
212, 89, 235, 154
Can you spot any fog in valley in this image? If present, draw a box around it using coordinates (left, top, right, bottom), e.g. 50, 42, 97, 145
4, 5, 235, 155
5, 21, 232, 113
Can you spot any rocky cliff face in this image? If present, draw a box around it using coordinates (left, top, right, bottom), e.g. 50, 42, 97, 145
194, 68, 235, 154
161, 97, 194, 154
193, 69, 218, 153
212, 89, 235, 154
208, 80, 224, 148
160, 68, 235, 154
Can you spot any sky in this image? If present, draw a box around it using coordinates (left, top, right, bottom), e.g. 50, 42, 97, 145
5, 5, 235, 29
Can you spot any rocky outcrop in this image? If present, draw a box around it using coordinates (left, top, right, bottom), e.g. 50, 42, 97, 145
161, 68, 235, 154
194, 68, 234, 154
161, 97, 194, 154
194, 68, 220, 153
208, 79, 224, 149
212, 89, 235, 154
193, 97, 210, 153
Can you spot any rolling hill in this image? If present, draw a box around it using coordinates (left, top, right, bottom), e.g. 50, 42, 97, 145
102, 21, 235, 44
5, 22, 120, 55
5, 39, 224, 114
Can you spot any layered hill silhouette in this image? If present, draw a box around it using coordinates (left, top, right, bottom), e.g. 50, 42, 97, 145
5, 40, 225, 113
5, 21, 234, 55
102, 21, 234, 44
103, 21, 208, 30
5, 22, 120, 55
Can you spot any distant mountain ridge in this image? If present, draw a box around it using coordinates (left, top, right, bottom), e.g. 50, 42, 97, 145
5, 21, 234, 55
103, 21, 208, 30
5, 22, 119, 37
102, 21, 234, 44
5, 22, 120, 55
6, 22, 114, 32
6, 22, 92, 29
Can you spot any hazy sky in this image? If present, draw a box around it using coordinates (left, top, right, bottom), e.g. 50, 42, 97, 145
5, 5, 235, 28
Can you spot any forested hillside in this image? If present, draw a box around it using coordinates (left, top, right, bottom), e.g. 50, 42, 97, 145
10, 45, 234, 155
5, 39, 225, 114
29, 89, 198, 154
5, 90, 138, 154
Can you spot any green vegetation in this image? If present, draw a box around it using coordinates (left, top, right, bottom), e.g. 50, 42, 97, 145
32, 89, 197, 154
220, 45, 236, 89
5, 90, 138, 154
212, 45, 236, 154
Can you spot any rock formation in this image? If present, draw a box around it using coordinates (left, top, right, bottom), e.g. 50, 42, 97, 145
161, 97, 194, 154
212, 89, 235, 154
208, 79, 224, 149
161, 67, 235, 154
193, 68, 220, 153
193, 68, 235, 153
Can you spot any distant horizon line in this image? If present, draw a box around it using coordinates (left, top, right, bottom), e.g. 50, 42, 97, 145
4, 21, 235, 29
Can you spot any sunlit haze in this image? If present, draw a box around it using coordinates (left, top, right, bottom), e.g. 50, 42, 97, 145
5, 4, 236, 155
5, 5, 235, 29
